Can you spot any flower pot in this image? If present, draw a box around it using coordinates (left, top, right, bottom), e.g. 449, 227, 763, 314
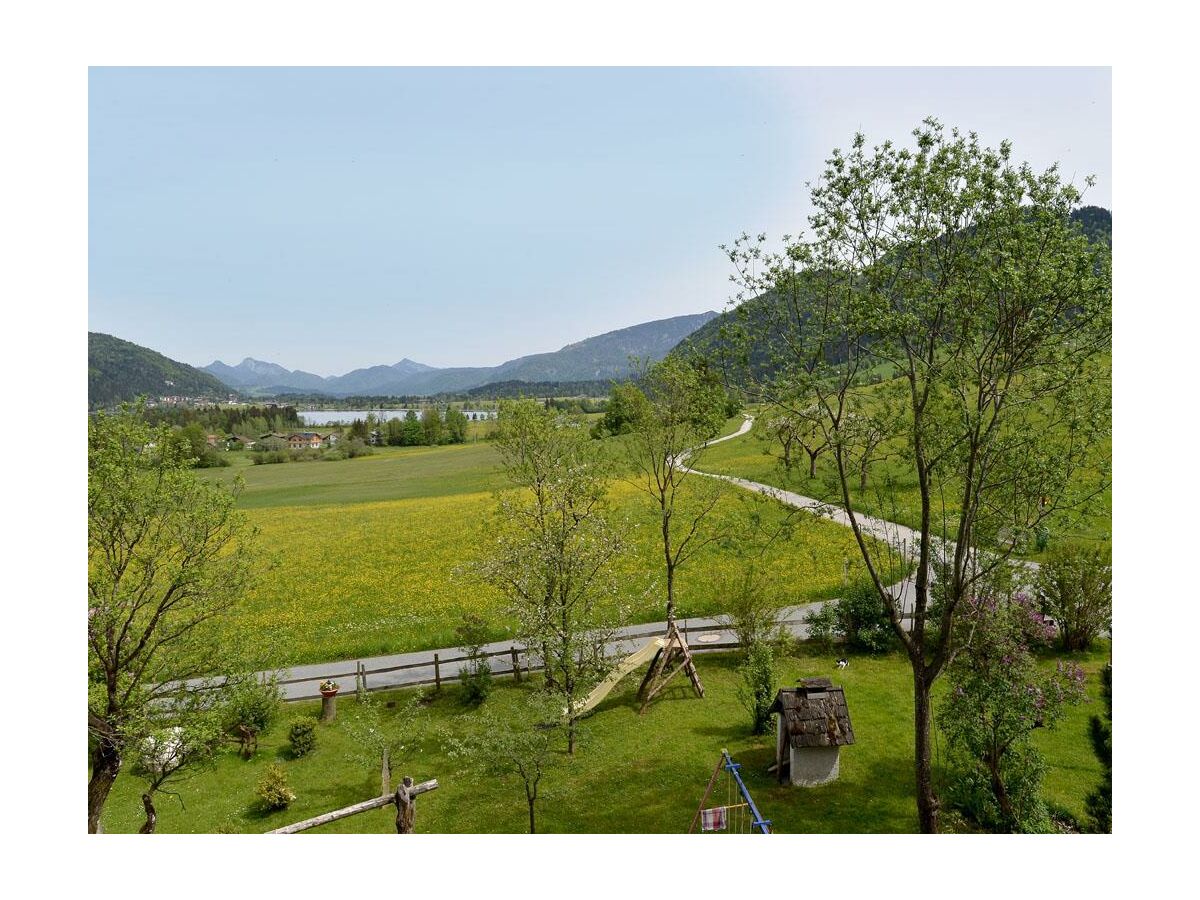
320, 687, 339, 698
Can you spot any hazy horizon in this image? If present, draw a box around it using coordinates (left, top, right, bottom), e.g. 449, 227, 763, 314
89, 67, 1111, 375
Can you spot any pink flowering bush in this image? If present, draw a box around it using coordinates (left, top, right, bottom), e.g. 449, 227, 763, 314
938, 593, 1087, 832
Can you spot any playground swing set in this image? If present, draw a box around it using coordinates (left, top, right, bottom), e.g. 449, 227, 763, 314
689, 748, 772, 834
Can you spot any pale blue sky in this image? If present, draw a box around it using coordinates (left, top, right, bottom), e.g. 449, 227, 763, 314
88, 67, 1111, 374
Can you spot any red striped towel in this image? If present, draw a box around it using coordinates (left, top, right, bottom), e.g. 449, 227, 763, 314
700, 807, 727, 832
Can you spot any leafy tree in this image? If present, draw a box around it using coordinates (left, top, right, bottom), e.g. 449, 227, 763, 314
597, 381, 650, 436
444, 407, 469, 444
765, 405, 827, 477
737, 641, 777, 735
88, 404, 262, 832
402, 409, 424, 446
421, 407, 444, 445
131, 690, 227, 833
443, 692, 561, 833
472, 400, 626, 753
938, 593, 1086, 832
344, 691, 425, 795
223, 672, 283, 752
718, 563, 788, 655
624, 356, 732, 624
348, 418, 368, 441
724, 120, 1111, 831
1085, 664, 1112, 832
386, 416, 405, 446
455, 612, 494, 706
1035, 544, 1112, 651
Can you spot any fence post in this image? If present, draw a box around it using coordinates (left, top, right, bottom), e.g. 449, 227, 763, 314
511, 646, 521, 683
433, 653, 441, 691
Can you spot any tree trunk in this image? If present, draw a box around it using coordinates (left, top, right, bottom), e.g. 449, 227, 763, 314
663, 515, 676, 625
913, 673, 939, 834
527, 793, 537, 834
988, 754, 1016, 830
541, 641, 555, 690
139, 792, 157, 834
88, 737, 122, 834
808, 450, 818, 479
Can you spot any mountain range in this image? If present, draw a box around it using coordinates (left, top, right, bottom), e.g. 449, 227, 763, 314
202, 312, 718, 397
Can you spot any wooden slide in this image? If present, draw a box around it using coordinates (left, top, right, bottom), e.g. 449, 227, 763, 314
568, 638, 666, 717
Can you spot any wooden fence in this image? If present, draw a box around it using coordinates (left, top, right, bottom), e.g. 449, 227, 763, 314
276, 616, 804, 702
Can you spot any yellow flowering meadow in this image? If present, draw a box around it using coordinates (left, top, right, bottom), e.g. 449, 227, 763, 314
223, 477, 882, 667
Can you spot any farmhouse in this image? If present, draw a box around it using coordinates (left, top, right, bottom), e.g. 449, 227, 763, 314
770, 678, 855, 786
287, 431, 324, 450
224, 434, 257, 450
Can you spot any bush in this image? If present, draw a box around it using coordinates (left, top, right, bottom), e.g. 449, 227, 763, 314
194, 450, 231, 468
252, 450, 289, 465
804, 580, 897, 653
287, 717, 318, 758
1035, 544, 1111, 651
455, 613, 494, 706
944, 745, 1051, 833
255, 763, 296, 811
225, 675, 282, 736
737, 641, 776, 735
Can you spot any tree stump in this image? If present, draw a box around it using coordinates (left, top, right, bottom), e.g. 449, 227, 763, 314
320, 694, 337, 722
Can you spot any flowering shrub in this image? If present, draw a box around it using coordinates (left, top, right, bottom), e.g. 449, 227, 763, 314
1035, 544, 1112, 651
938, 594, 1086, 832
255, 763, 296, 811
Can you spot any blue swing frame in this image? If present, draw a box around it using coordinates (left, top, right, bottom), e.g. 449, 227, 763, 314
722, 749, 772, 834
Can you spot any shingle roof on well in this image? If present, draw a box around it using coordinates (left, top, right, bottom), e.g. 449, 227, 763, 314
769, 677, 855, 748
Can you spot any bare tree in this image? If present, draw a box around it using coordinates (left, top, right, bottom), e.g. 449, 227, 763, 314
623, 356, 732, 624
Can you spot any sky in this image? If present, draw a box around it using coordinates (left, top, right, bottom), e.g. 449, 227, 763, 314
88, 67, 1111, 375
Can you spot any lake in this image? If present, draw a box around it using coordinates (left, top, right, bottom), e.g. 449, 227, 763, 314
299, 409, 497, 425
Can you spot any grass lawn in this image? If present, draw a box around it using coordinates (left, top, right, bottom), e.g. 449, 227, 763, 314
98, 644, 1108, 834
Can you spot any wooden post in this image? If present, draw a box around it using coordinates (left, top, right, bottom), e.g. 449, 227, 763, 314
511, 646, 521, 683
380, 748, 391, 795
433, 653, 441, 691
395, 776, 416, 833
266, 778, 438, 834
320, 694, 337, 722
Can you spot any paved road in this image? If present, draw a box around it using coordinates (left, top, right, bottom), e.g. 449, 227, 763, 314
270, 605, 827, 701
251, 414, 930, 701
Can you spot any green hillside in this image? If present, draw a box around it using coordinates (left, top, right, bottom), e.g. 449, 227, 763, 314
675, 206, 1112, 382
88, 332, 233, 409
